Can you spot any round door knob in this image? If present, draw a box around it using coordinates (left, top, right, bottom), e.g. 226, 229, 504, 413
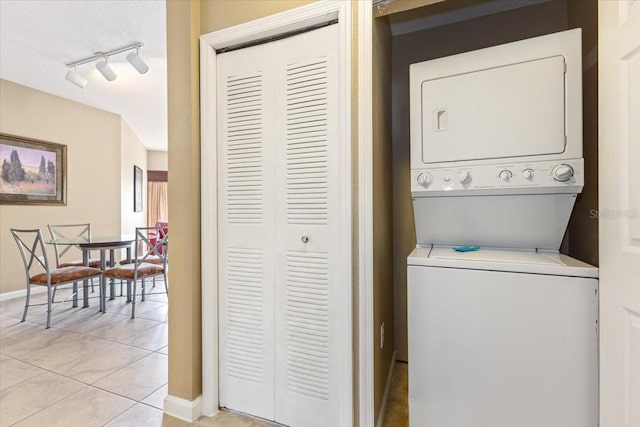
457, 171, 471, 184
301, 236, 309, 244
522, 169, 534, 180
499, 170, 513, 181
417, 173, 433, 187
552, 164, 574, 182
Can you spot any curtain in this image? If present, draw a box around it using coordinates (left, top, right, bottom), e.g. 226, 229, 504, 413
147, 181, 168, 226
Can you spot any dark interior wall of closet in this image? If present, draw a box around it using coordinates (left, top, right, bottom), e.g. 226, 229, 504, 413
566, 0, 598, 268
372, 15, 395, 424
388, 0, 599, 362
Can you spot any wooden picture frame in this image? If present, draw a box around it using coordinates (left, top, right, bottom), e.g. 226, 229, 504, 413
0, 133, 67, 205
134, 165, 143, 212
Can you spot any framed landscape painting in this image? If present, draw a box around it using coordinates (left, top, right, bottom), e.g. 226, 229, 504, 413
0, 133, 67, 205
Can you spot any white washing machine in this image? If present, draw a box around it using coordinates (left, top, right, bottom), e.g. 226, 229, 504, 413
407, 247, 598, 427
407, 29, 599, 426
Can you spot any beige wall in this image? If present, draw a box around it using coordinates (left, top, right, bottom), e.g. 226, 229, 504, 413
147, 150, 168, 171
372, 15, 395, 424
390, 0, 572, 361
200, 0, 315, 34
120, 120, 148, 234
0, 79, 122, 293
166, 0, 202, 401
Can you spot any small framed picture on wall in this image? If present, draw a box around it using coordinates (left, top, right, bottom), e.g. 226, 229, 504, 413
134, 165, 143, 212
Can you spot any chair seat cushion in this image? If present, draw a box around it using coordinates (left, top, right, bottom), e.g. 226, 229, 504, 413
120, 255, 165, 265
58, 258, 101, 268
31, 266, 102, 285
103, 263, 164, 280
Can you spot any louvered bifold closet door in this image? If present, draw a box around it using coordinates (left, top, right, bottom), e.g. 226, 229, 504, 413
217, 43, 276, 421
272, 24, 342, 427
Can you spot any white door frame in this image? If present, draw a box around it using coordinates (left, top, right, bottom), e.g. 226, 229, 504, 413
357, 1, 374, 426
598, 1, 640, 425
200, 1, 372, 425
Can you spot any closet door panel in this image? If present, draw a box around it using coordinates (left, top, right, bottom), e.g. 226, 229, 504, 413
217, 43, 275, 421
273, 24, 343, 427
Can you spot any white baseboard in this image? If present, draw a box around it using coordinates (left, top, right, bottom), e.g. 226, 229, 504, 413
164, 394, 202, 422
376, 350, 398, 427
0, 287, 48, 302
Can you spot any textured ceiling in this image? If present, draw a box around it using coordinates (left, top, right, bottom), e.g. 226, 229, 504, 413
0, 0, 168, 151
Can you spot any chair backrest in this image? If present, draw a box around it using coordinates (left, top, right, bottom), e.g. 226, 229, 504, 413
47, 223, 91, 266
134, 226, 168, 266
10, 229, 51, 283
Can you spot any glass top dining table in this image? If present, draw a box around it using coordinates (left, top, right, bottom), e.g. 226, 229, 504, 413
47, 235, 135, 311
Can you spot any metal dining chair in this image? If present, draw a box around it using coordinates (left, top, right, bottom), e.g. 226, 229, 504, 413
10, 228, 103, 328
103, 226, 168, 318
48, 223, 101, 299
47, 223, 102, 267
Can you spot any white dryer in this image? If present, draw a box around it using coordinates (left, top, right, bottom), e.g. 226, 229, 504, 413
407, 29, 598, 427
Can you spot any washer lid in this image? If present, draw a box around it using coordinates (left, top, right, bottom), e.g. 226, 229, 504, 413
430, 246, 564, 265
407, 246, 598, 278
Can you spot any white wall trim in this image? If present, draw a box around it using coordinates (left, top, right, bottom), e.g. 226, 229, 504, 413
1, 286, 50, 302
164, 394, 202, 422
358, 1, 375, 426
376, 351, 398, 427
200, 2, 354, 423
200, 23, 219, 418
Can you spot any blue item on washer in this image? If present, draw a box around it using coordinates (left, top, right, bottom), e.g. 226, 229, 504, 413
453, 246, 480, 252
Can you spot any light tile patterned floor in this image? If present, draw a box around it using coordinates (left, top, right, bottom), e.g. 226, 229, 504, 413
0, 282, 264, 427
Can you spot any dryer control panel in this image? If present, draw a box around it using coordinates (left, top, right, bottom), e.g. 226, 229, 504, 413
411, 158, 584, 197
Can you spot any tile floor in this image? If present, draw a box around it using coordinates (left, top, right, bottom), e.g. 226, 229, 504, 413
0, 282, 263, 427
1, 282, 409, 427
382, 362, 409, 427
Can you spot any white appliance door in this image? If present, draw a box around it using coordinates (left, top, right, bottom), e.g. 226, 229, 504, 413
598, 1, 640, 426
420, 56, 566, 163
217, 43, 276, 420
408, 265, 598, 427
272, 24, 344, 427
412, 193, 577, 250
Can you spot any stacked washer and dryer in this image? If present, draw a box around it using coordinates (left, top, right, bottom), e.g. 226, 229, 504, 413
407, 29, 598, 427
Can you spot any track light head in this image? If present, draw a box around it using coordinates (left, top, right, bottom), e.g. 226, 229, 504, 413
96, 54, 117, 81
65, 42, 147, 86
126, 48, 149, 74
65, 65, 87, 88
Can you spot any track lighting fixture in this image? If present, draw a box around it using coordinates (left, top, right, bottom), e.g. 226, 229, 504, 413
64, 42, 149, 88
96, 54, 117, 81
65, 64, 88, 88
126, 47, 149, 74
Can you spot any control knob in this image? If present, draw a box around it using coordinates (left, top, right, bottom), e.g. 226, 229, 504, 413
552, 164, 574, 182
417, 173, 433, 187
457, 171, 471, 184
498, 170, 513, 181
522, 169, 534, 180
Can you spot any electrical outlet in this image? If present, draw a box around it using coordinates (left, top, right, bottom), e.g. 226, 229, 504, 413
380, 322, 385, 349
